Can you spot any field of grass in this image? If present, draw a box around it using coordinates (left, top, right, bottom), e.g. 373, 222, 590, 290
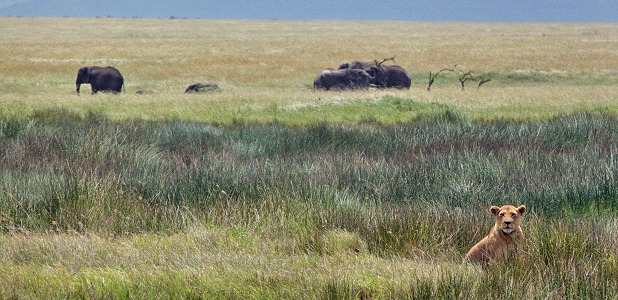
0, 17, 617, 299
1, 18, 618, 123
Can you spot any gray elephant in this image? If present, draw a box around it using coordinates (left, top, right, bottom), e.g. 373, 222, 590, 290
313, 68, 376, 90
339, 59, 411, 89
75, 66, 124, 94
338, 60, 376, 70
367, 65, 411, 89
185, 82, 220, 93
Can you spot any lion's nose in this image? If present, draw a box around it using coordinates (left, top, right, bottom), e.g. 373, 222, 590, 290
504, 221, 512, 225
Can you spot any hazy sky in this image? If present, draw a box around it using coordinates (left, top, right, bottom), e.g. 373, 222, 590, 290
1, 0, 617, 22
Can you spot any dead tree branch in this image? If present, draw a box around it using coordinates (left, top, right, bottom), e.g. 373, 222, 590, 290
427, 65, 456, 91
458, 71, 476, 91
376, 56, 396, 67
478, 77, 492, 89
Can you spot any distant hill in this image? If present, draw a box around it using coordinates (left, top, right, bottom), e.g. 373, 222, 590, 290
1, 0, 617, 22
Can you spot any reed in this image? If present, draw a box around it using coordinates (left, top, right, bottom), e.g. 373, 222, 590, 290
0, 109, 616, 298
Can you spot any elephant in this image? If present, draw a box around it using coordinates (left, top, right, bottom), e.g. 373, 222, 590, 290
185, 82, 220, 93
338, 60, 376, 70
313, 68, 376, 90
367, 65, 411, 89
75, 66, 124, 94
339, 59, 411, 89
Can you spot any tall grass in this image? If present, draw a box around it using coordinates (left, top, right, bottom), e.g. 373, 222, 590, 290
2, 108, 615, 233
1, 108, 616, 227
0, 108, 616, 298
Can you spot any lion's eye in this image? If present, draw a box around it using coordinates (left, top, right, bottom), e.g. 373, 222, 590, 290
512, 213, 517, 217
499, 213, 505, 216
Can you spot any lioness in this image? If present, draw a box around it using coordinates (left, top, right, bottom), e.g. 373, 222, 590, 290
465, 205, 526, 266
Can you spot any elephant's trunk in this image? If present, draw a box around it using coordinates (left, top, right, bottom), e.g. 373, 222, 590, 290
76, 82, 81, 94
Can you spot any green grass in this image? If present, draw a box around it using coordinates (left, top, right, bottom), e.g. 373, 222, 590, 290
0, 108, 616, 298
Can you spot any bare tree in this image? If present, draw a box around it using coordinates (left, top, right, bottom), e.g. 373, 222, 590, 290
458, 71, 475, 90
458, 71, 492, 90
427, 65, 456, 91
478, 77, 492, 89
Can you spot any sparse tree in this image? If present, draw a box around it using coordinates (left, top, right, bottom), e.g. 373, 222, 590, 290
478, 77, 492, 89
458, 71, 475, 90
458, 71, 492, 90
427, 65, 456, 91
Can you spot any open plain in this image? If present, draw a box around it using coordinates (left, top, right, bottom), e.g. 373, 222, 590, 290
2, 18, 618, 122
0, 17, 617, 299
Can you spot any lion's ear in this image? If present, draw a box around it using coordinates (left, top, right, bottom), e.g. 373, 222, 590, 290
490, 206, 500, 215
517, 205, 526, 215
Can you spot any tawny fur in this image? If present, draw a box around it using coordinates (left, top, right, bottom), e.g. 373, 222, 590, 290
465, 205, 526, 266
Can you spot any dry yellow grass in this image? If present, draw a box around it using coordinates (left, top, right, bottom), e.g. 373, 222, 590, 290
0, 226, 478, 298
1, 17, 617, 122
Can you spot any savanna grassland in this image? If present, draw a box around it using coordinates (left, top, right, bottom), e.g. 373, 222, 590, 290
0, 17, 617, 299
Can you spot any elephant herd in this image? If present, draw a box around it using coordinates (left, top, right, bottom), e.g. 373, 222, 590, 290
313, 59, 411, 90
74, 66, 212, 95
74, 58, 411, 94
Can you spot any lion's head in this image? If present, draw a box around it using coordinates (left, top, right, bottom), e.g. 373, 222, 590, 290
490, 205, 526, 234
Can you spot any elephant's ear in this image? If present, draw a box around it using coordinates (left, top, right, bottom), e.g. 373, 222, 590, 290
79, 67, 90, 81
